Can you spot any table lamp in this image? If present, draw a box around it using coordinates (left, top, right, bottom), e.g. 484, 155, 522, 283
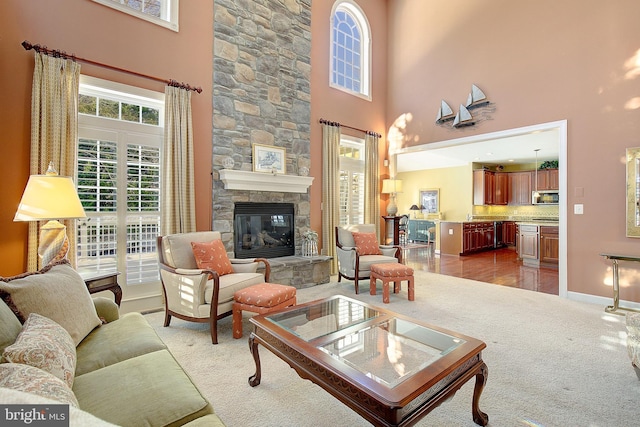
382, 179, 403, 216
410, 204, 420, 218
14, 162, 86, 266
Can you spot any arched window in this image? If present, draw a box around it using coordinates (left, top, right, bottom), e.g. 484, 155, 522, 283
330, 1, 371, 99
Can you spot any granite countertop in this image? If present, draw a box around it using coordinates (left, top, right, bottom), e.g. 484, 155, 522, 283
515, 221, 559, 226
444, 218, 559, 225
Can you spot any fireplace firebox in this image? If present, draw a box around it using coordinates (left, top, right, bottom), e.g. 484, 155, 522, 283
234, 203, 295, 259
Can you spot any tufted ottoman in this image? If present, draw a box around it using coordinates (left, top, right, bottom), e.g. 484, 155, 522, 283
370, 263, 414, 304
232, 283, 297, 339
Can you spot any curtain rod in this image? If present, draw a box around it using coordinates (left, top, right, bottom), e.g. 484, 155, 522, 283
319, 118, 381, 138
21, 40, 202, 94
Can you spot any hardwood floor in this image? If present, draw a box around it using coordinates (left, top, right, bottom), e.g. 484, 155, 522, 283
402, 244, 559, 295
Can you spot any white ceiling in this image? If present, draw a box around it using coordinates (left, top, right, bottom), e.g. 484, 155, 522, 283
396, 128, 559, 172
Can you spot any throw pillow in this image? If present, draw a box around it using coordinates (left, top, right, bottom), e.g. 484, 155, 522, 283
0, 260, 102, 346
352, 232, 382, 255
191, 240, 234, 276
0, 363, 79, 407
3, 313, 76, 388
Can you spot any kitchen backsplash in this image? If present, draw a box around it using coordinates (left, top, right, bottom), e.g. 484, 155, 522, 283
471, 204, 559, 220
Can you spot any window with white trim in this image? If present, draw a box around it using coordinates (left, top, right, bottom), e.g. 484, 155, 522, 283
91, 0, 179, 32
339, 136, 365, 225
76, 76, 164, 288
330, 1, 371, 99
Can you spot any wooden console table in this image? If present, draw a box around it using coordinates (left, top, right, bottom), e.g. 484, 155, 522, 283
382, 215, 401, 245
80, 271, 123, 306
600, 253, 640, 315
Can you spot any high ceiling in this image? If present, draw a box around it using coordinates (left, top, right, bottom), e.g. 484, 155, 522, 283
396, 129, 559, 172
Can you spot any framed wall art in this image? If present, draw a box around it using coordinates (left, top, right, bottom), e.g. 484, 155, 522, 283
252, 143, 286, 174
420, 188, 439, 213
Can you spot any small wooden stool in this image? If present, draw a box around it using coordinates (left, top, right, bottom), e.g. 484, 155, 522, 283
232, 282, 296, 338
370, 263, 415, 304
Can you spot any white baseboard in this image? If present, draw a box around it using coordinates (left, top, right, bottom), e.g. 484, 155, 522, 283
567, 291, 640, 312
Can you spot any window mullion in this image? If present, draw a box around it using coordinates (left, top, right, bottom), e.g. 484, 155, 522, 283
116, 131, 128, 280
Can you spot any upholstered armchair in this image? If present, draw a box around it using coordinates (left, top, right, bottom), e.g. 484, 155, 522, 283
335, 224, 401, 294
157, 231, 270, 344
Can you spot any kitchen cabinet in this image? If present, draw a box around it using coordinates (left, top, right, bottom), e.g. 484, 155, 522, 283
475, 170, 536, 206
518, 224, 539, 262
473, 170, 494, 205
462, 222, 494, 254
504, 221, 516, 246
540, 226, 559, 266
536, 169, 559, 191
408, 219, 435, 243
509, 171, 532, 205
494, 172, 509, 205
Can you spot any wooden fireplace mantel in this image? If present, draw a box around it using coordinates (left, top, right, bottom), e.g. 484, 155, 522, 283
219, 169, 314, 193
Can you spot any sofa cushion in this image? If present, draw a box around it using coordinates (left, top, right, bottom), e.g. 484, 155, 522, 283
352, 232, 382, 255
205, 272, 266, 305
73, 349, 214, 427
0, 298, 22, 354
3, 313, 76, 388
0, 261, 101, 346
191, 239, 233, 276
0, 363, 79, 407
75, 312, 167, 376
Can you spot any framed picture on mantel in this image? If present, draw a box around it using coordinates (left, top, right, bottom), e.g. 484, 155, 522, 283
420, 188, 439, 214
252, 143, 286, 174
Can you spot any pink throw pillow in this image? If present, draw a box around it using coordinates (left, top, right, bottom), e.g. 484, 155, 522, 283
191, 240, 234, 276
352, 232, 382, 255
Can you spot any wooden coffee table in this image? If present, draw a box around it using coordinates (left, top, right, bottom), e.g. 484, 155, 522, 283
248, 295, 488, 426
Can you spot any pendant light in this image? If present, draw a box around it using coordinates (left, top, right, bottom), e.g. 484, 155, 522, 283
533, 149, 540, 198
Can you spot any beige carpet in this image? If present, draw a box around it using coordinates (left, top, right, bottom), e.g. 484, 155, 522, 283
144, 271, 638, 426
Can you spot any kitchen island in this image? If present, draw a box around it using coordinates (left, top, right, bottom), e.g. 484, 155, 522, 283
440, 219, 557, 260
516, 221, 559, 268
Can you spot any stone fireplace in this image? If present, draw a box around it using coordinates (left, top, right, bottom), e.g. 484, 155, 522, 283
234, 202, 295, 259
211, 1, 329, 288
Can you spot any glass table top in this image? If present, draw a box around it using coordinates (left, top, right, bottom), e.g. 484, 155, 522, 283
266, 296, 382, 341
265, 296, 465, 388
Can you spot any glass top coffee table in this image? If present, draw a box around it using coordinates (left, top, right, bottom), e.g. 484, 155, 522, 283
248, 295, 488, 426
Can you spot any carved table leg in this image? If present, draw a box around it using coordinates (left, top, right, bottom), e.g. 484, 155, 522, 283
472, 362, 489, 426
248, 332, 262, 387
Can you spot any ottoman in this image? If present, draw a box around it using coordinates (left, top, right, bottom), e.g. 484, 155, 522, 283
232, 283, 297, 339
370, 263, 415, 304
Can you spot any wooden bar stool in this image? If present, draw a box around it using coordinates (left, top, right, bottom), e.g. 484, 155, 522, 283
369, 263, 415, 304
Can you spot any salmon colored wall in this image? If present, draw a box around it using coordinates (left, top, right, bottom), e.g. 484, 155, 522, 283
4, 0, 637, 305
0, 0, 213, 275
387, 0, 640, 301
310, 0, 389, 250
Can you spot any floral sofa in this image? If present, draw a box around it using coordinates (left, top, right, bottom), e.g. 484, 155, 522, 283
0, 260, 224, 426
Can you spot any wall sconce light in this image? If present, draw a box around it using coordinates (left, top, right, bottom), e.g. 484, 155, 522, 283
382, 179, 403, 216
14, 162, 86, 267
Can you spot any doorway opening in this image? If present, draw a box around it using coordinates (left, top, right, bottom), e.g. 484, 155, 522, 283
394, 120, 568, 297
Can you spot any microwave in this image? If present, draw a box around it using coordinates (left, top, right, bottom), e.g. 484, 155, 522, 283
532, 190, 559, 205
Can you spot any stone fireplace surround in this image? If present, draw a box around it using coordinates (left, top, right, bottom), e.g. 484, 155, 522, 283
212, 1, 328, 288
216, 172, 329, 289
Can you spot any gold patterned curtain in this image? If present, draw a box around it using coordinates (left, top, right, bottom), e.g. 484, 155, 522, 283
28, 52, 81, 271
322, 123, 341, 275
364, 132, 380, 237
161, 85, 196, 235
